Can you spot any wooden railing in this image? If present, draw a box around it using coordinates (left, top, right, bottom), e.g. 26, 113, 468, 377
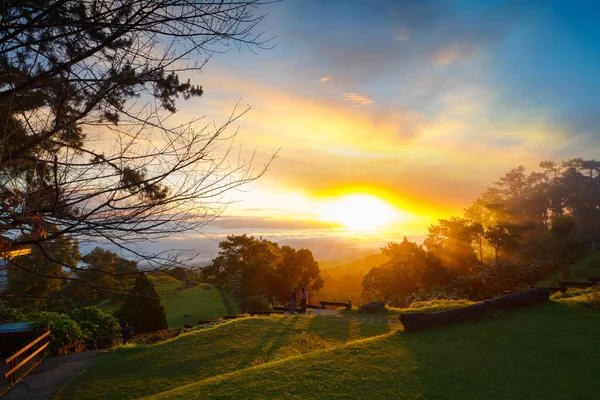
4, 330, 50, 385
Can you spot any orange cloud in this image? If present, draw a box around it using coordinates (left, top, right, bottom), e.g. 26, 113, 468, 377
343, 92, 374, 106
320, 76, 332, 82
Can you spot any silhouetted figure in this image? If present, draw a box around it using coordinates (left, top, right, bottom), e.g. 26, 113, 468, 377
290, 287, 298, 314
120, 321, 134, 342
299, 288, 308, 313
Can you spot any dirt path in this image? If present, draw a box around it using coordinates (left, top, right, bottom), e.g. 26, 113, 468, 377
3, 350, 106, 400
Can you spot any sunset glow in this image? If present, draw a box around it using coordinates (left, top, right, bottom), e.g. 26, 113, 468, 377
324, 194, 400, 232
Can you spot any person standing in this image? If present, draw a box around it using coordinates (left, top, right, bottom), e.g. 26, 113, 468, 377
290, 287, 298, 314
299, 287, 308, 314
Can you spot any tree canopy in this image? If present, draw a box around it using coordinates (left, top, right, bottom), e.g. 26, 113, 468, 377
364, 158, 600, 304
203, 235, 324, 306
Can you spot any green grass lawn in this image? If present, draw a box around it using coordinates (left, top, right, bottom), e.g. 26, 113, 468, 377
59, 297, 600, 400
97, 280, 235, 329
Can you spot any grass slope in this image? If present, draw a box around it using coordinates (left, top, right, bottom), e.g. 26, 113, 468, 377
60, 298, 600, 400
538, 251, 600, 286
149, 301, 600, 400
97, 281, 234, 329
58, 313, 390, 400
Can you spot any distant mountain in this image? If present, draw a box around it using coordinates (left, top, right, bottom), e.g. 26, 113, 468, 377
317, 248, 382, 270
313, 252, 388, 305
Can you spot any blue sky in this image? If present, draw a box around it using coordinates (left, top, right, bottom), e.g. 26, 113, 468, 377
163, 0, 600, 260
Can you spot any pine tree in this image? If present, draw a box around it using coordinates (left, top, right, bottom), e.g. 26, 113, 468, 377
115, 273, 168, 334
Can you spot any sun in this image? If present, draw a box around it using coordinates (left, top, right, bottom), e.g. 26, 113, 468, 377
325, 194, 399, 231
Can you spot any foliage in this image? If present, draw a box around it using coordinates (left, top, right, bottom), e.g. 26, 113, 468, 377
0, 307, 26, 323
203, 235, 324, 306
584, 288, 600, 311
363, 237, 450, 303
115, 273, 168, 334
242, 294, 271, 312
70, 248, 139, 306
0, 0, 272, 294
424, 217, 481, 273
29, 312, 83, 355
130, 329, 181, 345
70, 307, 121, 349
364, 159, 600, 302
4, 228, 81, 311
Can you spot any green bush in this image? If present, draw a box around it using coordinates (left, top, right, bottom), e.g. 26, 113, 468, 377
70, 307, 122, 349
0, 308, 27, 323
243, 294, 271, 312
29, 312, 83, 355
584, 288, 600, 311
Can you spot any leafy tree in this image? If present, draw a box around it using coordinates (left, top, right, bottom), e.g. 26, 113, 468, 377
424, 217, 480, 274
0, 0, 273, 290
204, 235, 323, 306
551, 215, 576, 280
168, 267, 189, 283
4, 227, 80, 311
73, 248, 139, 305
363, 237, 449, 304
115, 273, 167, 334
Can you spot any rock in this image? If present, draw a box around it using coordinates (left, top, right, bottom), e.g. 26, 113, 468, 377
358, 301, 386, 313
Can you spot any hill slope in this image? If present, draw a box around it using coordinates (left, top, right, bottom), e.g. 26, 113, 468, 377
98, 282, 237, 329
60, 297, 600, 400
537, 251, 600, 286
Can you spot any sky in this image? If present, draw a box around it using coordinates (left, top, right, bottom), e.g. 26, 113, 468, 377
156, 0, 600, 261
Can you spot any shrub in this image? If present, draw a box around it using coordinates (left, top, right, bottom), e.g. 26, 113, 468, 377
0, 308, 26, 323
584, 288, 600, 311
70, 307, 122, 349
29, 312, 83, 355
115, 273, 168, 334
130, 329, 180, 345
243, 294, 271, 312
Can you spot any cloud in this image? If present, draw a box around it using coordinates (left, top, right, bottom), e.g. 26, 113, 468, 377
343, 93, 374, 106
210, 217, 342, 230
433, 43, 462, 64
320, 76, 332, 82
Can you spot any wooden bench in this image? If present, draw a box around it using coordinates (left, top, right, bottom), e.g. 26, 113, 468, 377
558, 281, 596, 292
320, 301, 351, 310
588, 277, 600, 284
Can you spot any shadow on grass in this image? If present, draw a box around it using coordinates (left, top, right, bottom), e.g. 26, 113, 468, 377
235, 316, 301, 368
398, 301, 600, 400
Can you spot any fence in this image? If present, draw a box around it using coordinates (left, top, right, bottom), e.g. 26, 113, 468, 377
2, 330, 50, 393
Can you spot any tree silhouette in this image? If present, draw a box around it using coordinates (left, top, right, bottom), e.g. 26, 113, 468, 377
0, 1, 275, 291
115, 273, 167, 334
